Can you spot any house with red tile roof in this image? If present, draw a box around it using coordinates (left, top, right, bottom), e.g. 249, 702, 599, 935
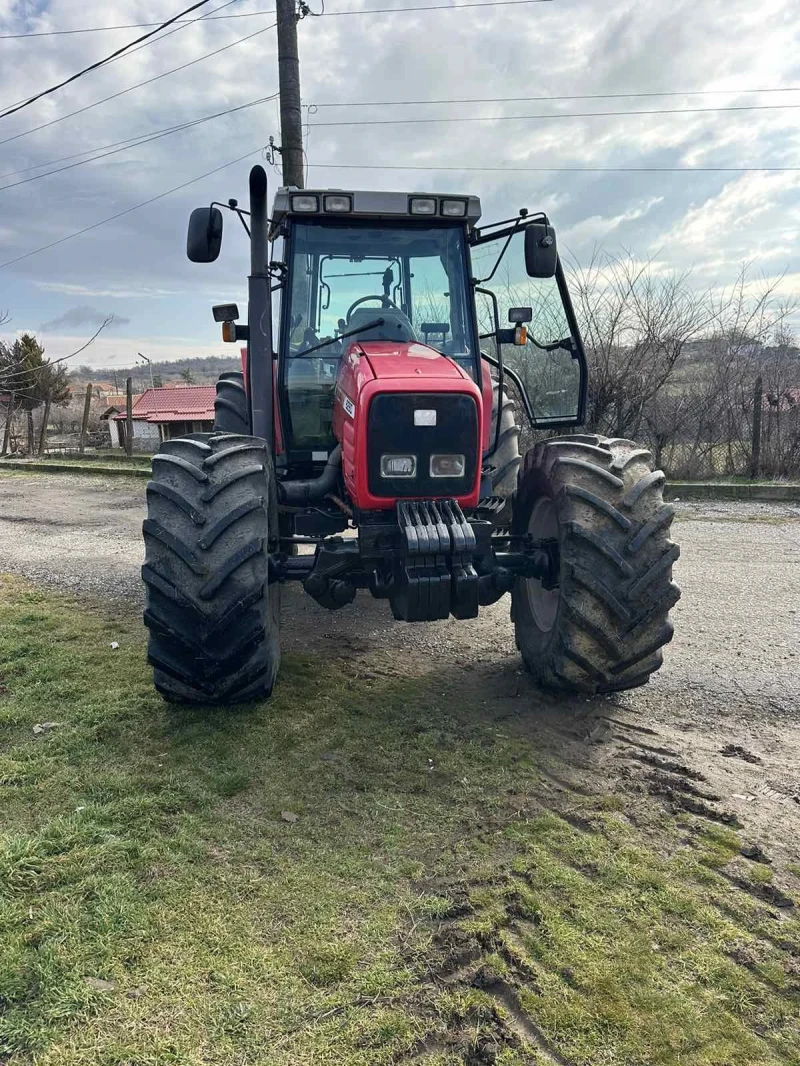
104, 385, 216, 452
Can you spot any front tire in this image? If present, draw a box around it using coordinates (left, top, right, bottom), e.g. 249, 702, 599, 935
512, 434, 680, 694
142, 432, 280, 704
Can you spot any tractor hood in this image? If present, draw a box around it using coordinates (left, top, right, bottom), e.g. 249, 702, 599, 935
352, 340, 472, 382
332, 338, 484, 511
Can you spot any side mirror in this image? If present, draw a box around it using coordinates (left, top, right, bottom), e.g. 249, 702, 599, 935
524, 223, 557, 278
187, 206, 223, 263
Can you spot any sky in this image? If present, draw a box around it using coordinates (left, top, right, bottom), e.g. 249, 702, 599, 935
0, 0, 799, 369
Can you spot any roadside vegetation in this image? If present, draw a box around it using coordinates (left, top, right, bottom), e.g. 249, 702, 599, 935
1, 575, 798, 1065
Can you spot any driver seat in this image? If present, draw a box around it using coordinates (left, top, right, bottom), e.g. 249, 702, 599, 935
346, 307, 416, 344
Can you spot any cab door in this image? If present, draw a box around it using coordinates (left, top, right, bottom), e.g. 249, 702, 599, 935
470, 218, 588, 429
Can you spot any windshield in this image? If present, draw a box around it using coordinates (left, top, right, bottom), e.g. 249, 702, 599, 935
281, 219, 478, 450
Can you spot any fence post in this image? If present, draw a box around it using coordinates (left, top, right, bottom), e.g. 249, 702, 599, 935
78, 383, 92, 455
750, 375, 763, 480
125, 377, 133, 457
2, 391, 15, 456
38, 393, 52, 456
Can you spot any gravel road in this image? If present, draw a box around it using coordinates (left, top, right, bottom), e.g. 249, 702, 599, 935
2, 471, 799, 866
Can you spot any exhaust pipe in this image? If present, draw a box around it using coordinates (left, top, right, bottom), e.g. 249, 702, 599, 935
277, 445, 342, 505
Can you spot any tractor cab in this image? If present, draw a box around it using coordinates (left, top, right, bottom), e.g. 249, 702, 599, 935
266, 187, 587, 462
269, 190, 483, 458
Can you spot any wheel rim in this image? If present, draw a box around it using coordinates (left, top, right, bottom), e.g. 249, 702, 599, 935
526, 496, 560, 633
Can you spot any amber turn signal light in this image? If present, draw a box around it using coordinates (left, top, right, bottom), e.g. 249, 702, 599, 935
221, 321, 236, 343
514, 325, 528, 345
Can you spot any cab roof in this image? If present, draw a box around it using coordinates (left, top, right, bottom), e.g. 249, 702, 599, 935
270, 187, 482, 236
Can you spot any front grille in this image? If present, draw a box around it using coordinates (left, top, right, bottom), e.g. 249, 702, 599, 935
367, 392, 479, 498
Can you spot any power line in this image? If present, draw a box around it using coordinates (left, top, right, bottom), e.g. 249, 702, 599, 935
309, 102, 800, 127
0, 0, 241, 115
310, 86, 800, 108
0, 22, 277, 149
5, 83, 800, 187
0, 0, 553, 37
0, 94, 278, 192
0, 144, 269, 270
0, 0, 217, 121
308, 160, 800, 173
0, 322, 113, 383
77, 0, 241, 76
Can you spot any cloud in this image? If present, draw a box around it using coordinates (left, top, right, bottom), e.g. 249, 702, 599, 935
0, 0, 798, 354
35, 281, 183, 299
38, 305, 131, 332
562, 197, 664, 245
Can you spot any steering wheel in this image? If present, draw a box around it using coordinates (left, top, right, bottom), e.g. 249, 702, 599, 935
345, 295, 400, 322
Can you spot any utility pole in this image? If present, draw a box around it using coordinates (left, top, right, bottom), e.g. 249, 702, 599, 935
125, 376, 134, 458
2, 392, 14, 456
38, 393, 52, 457
78, 383, 93, 455
276, 0, 305, 189
137, 352, 155, 390
751, 375, 763, 480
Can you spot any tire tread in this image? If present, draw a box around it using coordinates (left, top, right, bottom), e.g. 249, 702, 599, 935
512, 434, 680, 694
142, 431, 279, 705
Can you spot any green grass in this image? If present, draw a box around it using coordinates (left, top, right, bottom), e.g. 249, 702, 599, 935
0, 576, 798, 1065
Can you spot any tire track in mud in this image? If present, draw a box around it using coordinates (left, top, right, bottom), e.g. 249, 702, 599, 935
394, 693, 799, 1066
397, 892, 577, 1066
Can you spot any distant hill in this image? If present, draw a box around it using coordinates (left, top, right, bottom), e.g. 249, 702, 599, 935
69, 355, 241, 390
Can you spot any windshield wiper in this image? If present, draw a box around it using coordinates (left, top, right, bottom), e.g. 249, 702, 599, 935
293, 318, 385, 359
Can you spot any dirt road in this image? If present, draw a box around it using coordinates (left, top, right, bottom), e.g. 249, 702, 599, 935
1, 471, 799, 864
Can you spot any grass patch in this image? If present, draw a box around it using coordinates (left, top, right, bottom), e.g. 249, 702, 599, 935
0, 575, 798, 1065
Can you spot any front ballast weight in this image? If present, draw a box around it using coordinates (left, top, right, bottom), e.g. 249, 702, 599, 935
275, 498, 559, 624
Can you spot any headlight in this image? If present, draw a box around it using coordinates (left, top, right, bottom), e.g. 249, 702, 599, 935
291, 194, 319, 212
324, 194, 352, 212
381, 454, 417, 477
441, 199, 467, 217
430, 454, 465, 478
409, 197, 437, 215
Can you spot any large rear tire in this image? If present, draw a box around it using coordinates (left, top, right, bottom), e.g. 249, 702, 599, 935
142, 432, 280, 704
511, 434, 680, 694
213, 371, 250, 435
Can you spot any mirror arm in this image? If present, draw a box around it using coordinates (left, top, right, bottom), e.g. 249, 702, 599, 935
474, 223, 521, 286
471, 211, 548, 244
475, 285, 506, 456
211, 200, 251, 237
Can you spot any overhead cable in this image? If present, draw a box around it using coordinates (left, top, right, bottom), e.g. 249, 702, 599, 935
309, 102, 800, 127
308, 159, 800, 172
0, 145, 269, 269
0, 0, 553, 37
310, 86, 800, 107
0, 94, 278, 192
0, 21, 277, 148
0, 0, 217, 120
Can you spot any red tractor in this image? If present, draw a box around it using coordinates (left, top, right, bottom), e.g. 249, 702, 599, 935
142, 166, 679, 703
